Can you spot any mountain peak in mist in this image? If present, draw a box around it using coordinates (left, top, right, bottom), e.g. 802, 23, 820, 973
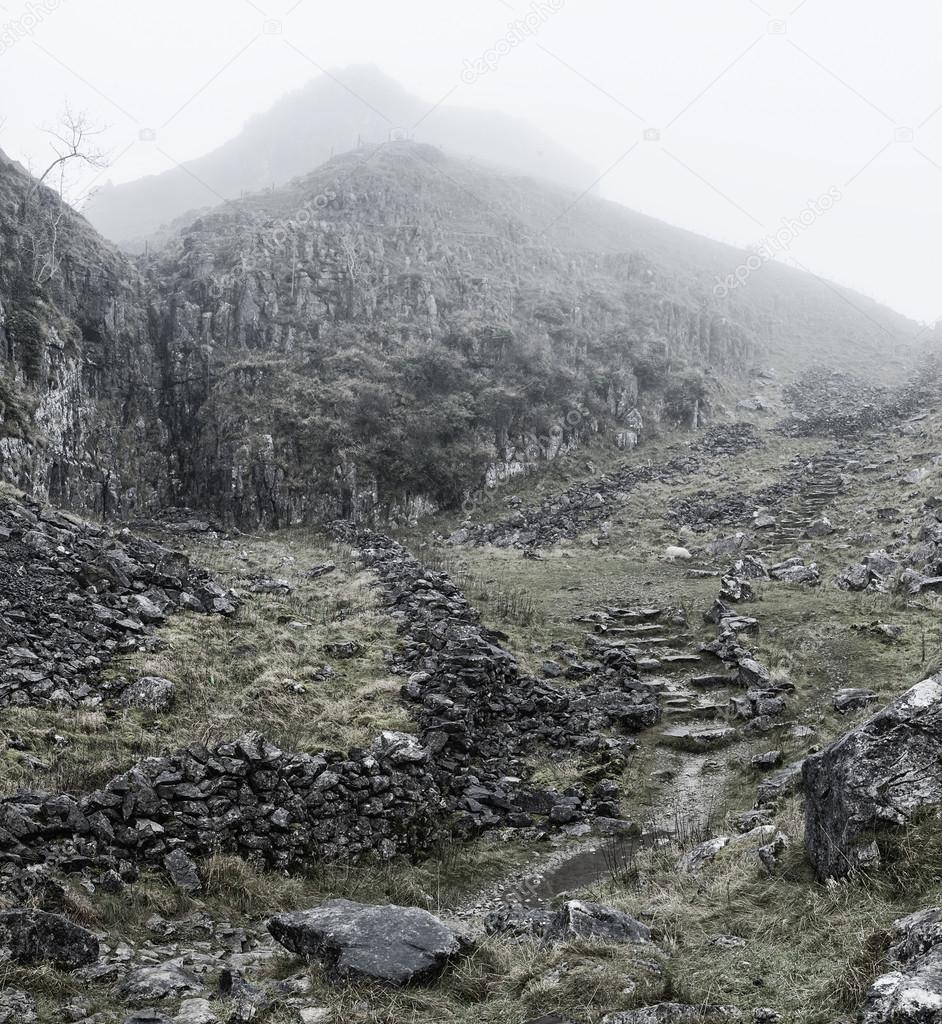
82, 65, 597, 247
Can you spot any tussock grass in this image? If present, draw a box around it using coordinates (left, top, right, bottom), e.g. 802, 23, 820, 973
0, 532, 410, 796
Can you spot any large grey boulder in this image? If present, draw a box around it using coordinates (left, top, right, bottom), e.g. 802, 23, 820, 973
859, 907, 942, 1022
267, 899, 466, 985
0, 909, 99, 969
803, 675, 942, 880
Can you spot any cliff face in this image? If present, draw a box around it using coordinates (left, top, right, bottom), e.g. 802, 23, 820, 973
0, 142, 921, 528
0, 149, 169, 518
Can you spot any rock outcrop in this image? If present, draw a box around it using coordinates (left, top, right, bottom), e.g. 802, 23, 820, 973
859, 907, 942, 1023
484, 900, 651, 945
803, 676, 942, 880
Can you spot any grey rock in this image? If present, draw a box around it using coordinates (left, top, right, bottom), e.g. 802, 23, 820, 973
117, 963, 205, 1002
268, 899, 466, 985
0, 909, 99, 969
123, 1013, 173, 1024
705, 533, 753, 559
859, 907, 942, 1023
755, 762, 804, 808
750, 750, 783, 770
804, 675, 942, 880
804, 517, 834, 538
163, 848, 203, 894
323, 640, 364, 659
485, 900, 650, 945
832, 687, 879, 713
122, 676, 176, 713
0, 989, 37, 1024
836, 563, 872, 591
173, 999, 218, 1024
677, 836, 731, 874
297, 1010, 332, 1024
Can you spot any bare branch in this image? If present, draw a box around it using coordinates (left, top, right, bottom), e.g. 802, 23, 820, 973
29, 104, 108, 199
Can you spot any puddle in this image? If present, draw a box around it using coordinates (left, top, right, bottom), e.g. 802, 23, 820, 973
518, 834, 657, 907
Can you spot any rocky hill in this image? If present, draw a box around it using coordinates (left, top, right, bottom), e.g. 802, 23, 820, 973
82, 66, 599, 247
0, 356, 939, 1022
2, 58, 942, 1024
0, 137, 923, 530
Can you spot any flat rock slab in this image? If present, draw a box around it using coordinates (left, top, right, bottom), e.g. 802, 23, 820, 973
0, 908, 99, 969
659, 725, 738, 751
268, 899, 466, 985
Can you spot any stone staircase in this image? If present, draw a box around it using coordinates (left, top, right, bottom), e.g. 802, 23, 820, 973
763, 451, 847, 548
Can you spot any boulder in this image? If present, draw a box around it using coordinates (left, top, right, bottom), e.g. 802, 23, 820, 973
803, 676, 942, 880
163, 848, 203, 894
122, 676, 176, 713
803, 517, 834, 538
116, 963, 205, 1002
0, 909, 99, 969
836, 563, 872, 591
705, 533, 752, 560
267, 900, 466, 985
173, 1000, 219, 1024
859, 907, 942, 1023
123, 1013, 173, 1024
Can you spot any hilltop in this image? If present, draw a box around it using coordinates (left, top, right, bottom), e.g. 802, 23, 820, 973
81, 65, 599, 246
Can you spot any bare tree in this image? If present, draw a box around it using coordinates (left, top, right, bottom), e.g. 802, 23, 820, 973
24, 106, 108, 285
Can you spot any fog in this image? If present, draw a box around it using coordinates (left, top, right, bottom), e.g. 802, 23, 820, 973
2, 0, 940, 322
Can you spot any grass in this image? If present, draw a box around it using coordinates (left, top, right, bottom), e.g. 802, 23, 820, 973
0, 531, 411, 795
3, 400, 942, 1022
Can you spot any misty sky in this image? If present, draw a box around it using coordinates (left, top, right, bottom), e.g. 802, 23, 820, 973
2, 0, 941, 323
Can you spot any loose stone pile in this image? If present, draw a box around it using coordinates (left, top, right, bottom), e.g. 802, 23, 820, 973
0, 524, 669, 886
0, 729, 448, 881
0, 493, 239, 708
777, 360, 942, 439
455, 424, 762, 549
837, 504, 942, 596
347, 527, 662, 826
